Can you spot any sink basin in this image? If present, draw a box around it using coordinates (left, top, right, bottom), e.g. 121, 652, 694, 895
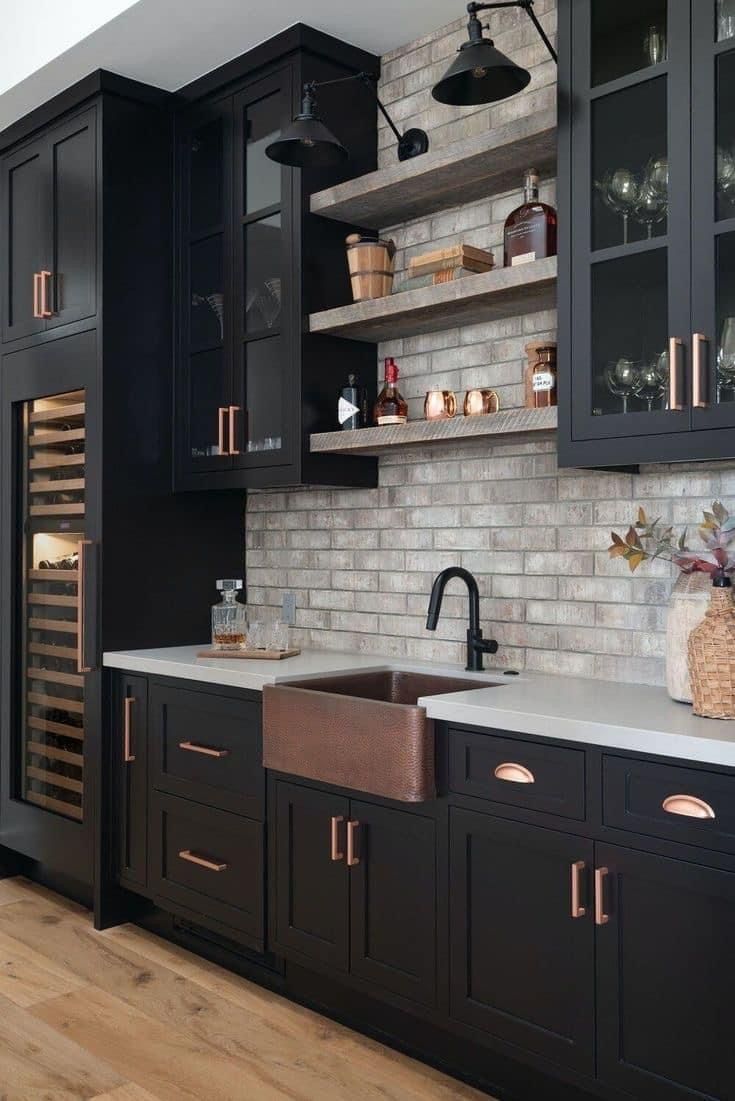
262, 670, 501, 803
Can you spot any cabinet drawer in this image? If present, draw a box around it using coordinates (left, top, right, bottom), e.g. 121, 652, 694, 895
603, 755, 735, 854
448, 728, 585, 821
150, 792, 264, 945
150, 682, 263, 818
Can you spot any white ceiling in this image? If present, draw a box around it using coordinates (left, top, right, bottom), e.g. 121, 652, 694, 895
0, 0, 460, 131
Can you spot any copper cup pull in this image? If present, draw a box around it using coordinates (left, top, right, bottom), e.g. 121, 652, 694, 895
346, 820, 360, 867
217, 407, 228, 456
692, 333, 709, 409
228, 406, 241, 455
39, 270, 54, 318
179, 741, 229, 759
662, 794, 715, 820
76, 539, 93, 674
668, 337, 685, 411
123, 696, 136, 763
595, 867, 610, 926
178, 849, 227, 872
494, 762, 535, 784
330, 815, 344, 862
570, 860, 586, 919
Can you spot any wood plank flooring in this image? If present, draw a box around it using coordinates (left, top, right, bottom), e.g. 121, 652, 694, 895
0, 878, 490, 1100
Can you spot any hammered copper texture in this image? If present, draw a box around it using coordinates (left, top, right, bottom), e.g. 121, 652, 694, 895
262, 671, 488, 802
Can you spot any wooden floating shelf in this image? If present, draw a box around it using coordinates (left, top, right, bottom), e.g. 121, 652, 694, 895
310, 110, 556, 228
311, 407, 557, 456
309, 257, 556, 342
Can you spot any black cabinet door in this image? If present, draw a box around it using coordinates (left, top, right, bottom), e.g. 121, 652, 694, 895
46, 108, 97, 332
596, 843, 735, 1101
114, 673, 148, 888
449, 808, 595, 1074
1, 136, 48, 343
272, 780, 349, 971
349, 800, 437, 1008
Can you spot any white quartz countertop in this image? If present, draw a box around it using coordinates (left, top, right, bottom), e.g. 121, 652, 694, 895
103, 645, 735, 768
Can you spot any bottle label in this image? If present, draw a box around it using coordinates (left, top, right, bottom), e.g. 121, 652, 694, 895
511, 250, 536, 266
338, 397, 360, 424
532, 370, 555, 392
377, 415, 407, 426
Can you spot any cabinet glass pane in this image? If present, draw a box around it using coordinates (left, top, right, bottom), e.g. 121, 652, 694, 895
245, 214, 282, 334
245, 92, 281, 215
591, 250, 669, 416
718, 0, 735, 42
591, 0, 667, 87
190, 119, 223, 235
592, 78, 668, 250
22, 391, 87, 822
243, 336, 283, 453
190, 235, 224, 351
189, 349, 228, 458
716, 232, 735, 403
716, 49, 735, 221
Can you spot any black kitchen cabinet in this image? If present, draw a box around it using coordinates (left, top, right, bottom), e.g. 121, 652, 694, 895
272, 778, 438, 1007
1, 106, 96, 345
174, 26, 378, 491
0, 75, 246, 906
596, 843, 735, 1101
449, 808, 595, 1075
558, 1, 735, 466
114, 673, 148, 890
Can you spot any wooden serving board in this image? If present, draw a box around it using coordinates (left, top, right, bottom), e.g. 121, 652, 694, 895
197, 648, 301, 661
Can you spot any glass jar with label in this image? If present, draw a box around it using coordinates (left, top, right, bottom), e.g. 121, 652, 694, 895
525, 343, 557, 409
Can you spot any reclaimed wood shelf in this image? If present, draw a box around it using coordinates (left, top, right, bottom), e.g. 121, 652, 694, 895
310, 110, 556, 228
309, 257, 557, 342
311, 407, 557, 456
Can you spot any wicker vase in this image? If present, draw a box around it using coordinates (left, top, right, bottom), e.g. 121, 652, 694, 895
666, 572, 710, 703
687, 579, 735, 719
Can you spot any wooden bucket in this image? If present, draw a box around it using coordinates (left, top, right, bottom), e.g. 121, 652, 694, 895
346, 235, 395, 301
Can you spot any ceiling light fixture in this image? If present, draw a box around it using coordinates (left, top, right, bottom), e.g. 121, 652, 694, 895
265, 73, 429, 168
432, 0, 557, 107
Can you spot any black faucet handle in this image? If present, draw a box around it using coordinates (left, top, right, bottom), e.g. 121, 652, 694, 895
475, 637, 499, 655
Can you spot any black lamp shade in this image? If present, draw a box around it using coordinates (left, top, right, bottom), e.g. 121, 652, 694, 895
265, 112, 348, 168
432, 39, 531, 105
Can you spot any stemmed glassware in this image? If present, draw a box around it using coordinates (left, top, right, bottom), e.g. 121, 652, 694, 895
597, 170, 640, 244
605, 358, 640, 414
634, 184, 667, 239
717, 0, 735, 41
595, 157, 668, 245
634, 350, 669, 411
717, 148, 735, 208
718, 317, 735, 401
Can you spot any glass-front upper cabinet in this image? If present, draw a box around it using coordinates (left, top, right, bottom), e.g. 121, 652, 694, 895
231, 73, 294, 473
178, 101, 234, 475
691, 0, 735, 429
570, 0, 691, 442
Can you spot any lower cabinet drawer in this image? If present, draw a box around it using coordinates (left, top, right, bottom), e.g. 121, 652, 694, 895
149, 792, 264, 944
603, 755, 735, 854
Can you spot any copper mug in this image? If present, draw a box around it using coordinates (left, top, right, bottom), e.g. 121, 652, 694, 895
464, 388, 500, 415
424, 390, 457, 420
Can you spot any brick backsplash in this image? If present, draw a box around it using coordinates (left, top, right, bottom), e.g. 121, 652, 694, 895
244, 3, 729, 688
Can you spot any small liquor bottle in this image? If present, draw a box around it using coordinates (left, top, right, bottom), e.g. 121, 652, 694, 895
504, 169, 557, 267
374, 358, 408, 426
526, 344, 558, 409
211, 579, 248, 650
338, 374, 363, 431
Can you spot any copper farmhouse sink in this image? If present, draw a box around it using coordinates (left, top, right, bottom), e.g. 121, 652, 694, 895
262, 670, 500, 803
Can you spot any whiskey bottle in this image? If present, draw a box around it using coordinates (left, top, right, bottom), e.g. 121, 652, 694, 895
338, 374, 364, 431
374, 358, 408, 426
503, 169, 557, 267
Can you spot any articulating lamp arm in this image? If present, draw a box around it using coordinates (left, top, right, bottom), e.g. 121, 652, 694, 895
467, 0, 558, 63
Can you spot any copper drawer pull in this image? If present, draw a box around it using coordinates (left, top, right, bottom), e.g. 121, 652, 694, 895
32, 273, 42, 319
570, 860, 586, 919
494, 762, 535, 784
595, 867, 610, 926
76, 540, 93, 673
228, 406, 241, 455
39, 270, 53, 318
346, 819, 360, 867
669, 337, 685, 411
692, 333, 709, 408
178, 849, 227, 872
662, 794, 716, 820
330, 815, 344, 862
123, 696, 135, 763
178, 741, 229, 759
217, 407, 228, 456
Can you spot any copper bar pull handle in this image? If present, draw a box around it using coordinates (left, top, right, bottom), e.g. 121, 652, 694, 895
595, 867, 610, 926
178, 849, 227, 872
669, 337, 685, 411
571, 860, 586, 919
346, 820, 360, 867
330, 815, 344, 862
123, 696, 135, 763
39, 270, 53, 318
32, 273, 42, 319
179, 741, 229, 759
494, 762, 535, 784
662, 794, 715, 819
228, 406, 241, 455
76, 540, 93, 674
217, 407, 227, 456
692, 333, 709, 408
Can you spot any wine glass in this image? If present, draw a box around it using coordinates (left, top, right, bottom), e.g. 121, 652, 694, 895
643, 25, 667, 65
718, 0, 735, 41
597, 169, 640, 244
634, 183, 668, 239
644, 156, 669, 200
605, 358, 640, 414
634, 353, 669, 411
717, 317, 735, 400
717, 148, 735, 206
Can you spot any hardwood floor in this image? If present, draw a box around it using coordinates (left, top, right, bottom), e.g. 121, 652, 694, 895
0, 878, 490, 1100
